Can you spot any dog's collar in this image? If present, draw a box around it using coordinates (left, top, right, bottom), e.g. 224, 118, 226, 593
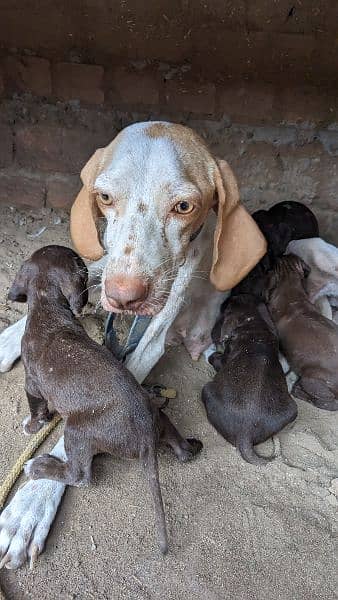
189, 223, 204, 242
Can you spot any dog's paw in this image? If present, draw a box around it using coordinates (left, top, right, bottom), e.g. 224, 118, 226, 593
22, 416, 47, 436
179, 438, 203, 462
0, 317, 26, 373
0, 476, 66, 569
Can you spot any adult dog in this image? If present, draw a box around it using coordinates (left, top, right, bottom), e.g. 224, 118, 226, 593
0, 121, 266, 569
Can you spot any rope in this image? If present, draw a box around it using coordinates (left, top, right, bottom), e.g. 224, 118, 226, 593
0, 415, 61, 510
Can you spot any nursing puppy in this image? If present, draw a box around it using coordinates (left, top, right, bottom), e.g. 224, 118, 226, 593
8, 245, 203, 554
287, 237, 338, 320
266, 254, 338, 411
230, 201, 319, 302
202, 294, 297, 465
253, 201, 319, 260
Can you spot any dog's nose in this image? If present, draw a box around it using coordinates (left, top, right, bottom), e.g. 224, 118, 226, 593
104, 275, 149, 310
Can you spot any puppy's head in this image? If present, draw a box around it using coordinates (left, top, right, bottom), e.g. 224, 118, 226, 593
264, 254, 310, 301
8, 246, 88, 315
253, 201, 319, 259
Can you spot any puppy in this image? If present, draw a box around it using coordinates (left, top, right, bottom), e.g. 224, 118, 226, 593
253, 200, 319, 259
8, 245, 203, 554
202, 294, 297, 465
232, 201, 319, 301
287, 237, 338, 319
266, 254, 338, 411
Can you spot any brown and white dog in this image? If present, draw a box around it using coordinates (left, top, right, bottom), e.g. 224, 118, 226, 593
0, 121, 266, 569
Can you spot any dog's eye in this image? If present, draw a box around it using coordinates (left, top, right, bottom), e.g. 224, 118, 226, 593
99, 193, 112, 205
173, 201, 195, 215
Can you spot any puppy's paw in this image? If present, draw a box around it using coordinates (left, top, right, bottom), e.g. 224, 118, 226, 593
22, 416, 48, 436
24, 454, 61, 480
179, 438, 203, 462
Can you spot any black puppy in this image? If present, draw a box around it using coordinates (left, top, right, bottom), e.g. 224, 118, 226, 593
203, 294, 297, 465
232, 200, 319, 299
253, 200, 319, 259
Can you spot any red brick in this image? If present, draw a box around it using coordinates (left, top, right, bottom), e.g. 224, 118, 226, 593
53, 62, 104, 105
217, 82, 276, 124
3, 56, 51, 97
108, 67, 160, 106
0, 125, 13, 168
0, 70, 4, 96
0, 170, 45, 207
47, 175, 81, 209
15, 125, 110, 174
165, 79, 215, 114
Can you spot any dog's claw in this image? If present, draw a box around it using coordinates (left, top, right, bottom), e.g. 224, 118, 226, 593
29, 543, 39, 569
0, 554, 10, 569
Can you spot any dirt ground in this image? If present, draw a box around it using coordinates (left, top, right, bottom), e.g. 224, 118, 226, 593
0, 204, 337, 600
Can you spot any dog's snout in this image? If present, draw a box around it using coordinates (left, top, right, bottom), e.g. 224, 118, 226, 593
105, 275, 149, 310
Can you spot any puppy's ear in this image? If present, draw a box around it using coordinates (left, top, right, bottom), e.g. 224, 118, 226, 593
62, 257, 89, 316
257, 303, 277, 335
210, 160, 267, 291
8, 263, 29, 302
262, 270, 278, 303
70, 148, 106, 261
268, 222, 292, 258
296, 256, 311, 278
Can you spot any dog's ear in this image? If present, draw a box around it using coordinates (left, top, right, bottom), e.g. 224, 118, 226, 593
210, 159, 267, 291
295, 256, 311, 278
268, 222, 292, 258
61, 255, 89, 316
257, 302, 277, 335
70, 148, 106, 261
8, 263, 29, 302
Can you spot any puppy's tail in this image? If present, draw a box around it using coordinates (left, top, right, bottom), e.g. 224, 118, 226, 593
142, 443, 168, 555
238, 437, 272, 466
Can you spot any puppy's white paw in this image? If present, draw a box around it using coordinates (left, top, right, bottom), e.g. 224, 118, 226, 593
0, 317, 27, 373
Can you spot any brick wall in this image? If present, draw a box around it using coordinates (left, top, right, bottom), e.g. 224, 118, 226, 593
0, 85, 337, 243
0, 1, 337, 86
0, 36, 337, 244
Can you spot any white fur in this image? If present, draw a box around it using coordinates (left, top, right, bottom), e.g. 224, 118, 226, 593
287, 238, 338, 308
0, 316, 27, 373
0, 437, 66, 570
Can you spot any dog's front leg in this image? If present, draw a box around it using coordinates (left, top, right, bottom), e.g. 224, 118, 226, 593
126, 252, 200, 384
0, 437, 67, 570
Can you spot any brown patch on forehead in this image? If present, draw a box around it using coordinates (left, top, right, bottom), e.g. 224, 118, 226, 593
146, 123, 170, 138
124, 245, 134, 255
138, 202, 147, 214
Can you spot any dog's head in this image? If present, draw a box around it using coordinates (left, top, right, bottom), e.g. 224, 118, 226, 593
264, 253, 310, 301
253, 201, 319, 260
70, 121, 266, 316
8, 246, 88, 315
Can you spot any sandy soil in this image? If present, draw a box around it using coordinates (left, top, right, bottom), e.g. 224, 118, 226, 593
0, 205, 337, 600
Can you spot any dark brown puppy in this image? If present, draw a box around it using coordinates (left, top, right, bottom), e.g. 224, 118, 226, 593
8, 245, 203, 554
232, 201, 319, 301
266, 254, 338, 411
202, 294, 297, 465
253, 201, 319, 259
